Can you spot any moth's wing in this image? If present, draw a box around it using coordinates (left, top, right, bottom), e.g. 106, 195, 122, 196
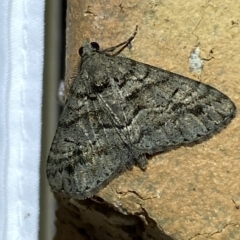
107, 57, 236, 155
46, 90, 132, 199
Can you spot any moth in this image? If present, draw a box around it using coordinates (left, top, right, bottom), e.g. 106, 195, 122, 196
47, 26, 236, 199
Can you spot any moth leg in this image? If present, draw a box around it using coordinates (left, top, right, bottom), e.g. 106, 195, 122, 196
136, 154, 148, 170
58, 80, 66, 106
101, 25, 138, 56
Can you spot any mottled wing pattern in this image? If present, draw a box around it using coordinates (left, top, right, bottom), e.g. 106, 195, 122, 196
47, 42, 236, 199
47, 72, 134, 199
104, 56, 236, 155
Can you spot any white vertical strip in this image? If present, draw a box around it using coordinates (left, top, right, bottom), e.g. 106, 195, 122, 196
0, 0, 44, 240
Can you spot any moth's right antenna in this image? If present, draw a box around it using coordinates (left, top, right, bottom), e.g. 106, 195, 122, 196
102, 25, 138, 56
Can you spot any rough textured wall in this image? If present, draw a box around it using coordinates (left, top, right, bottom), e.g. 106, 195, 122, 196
54, 0, 240, 239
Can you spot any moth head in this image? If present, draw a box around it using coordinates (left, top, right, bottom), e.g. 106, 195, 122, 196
79, 42, 100, 57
